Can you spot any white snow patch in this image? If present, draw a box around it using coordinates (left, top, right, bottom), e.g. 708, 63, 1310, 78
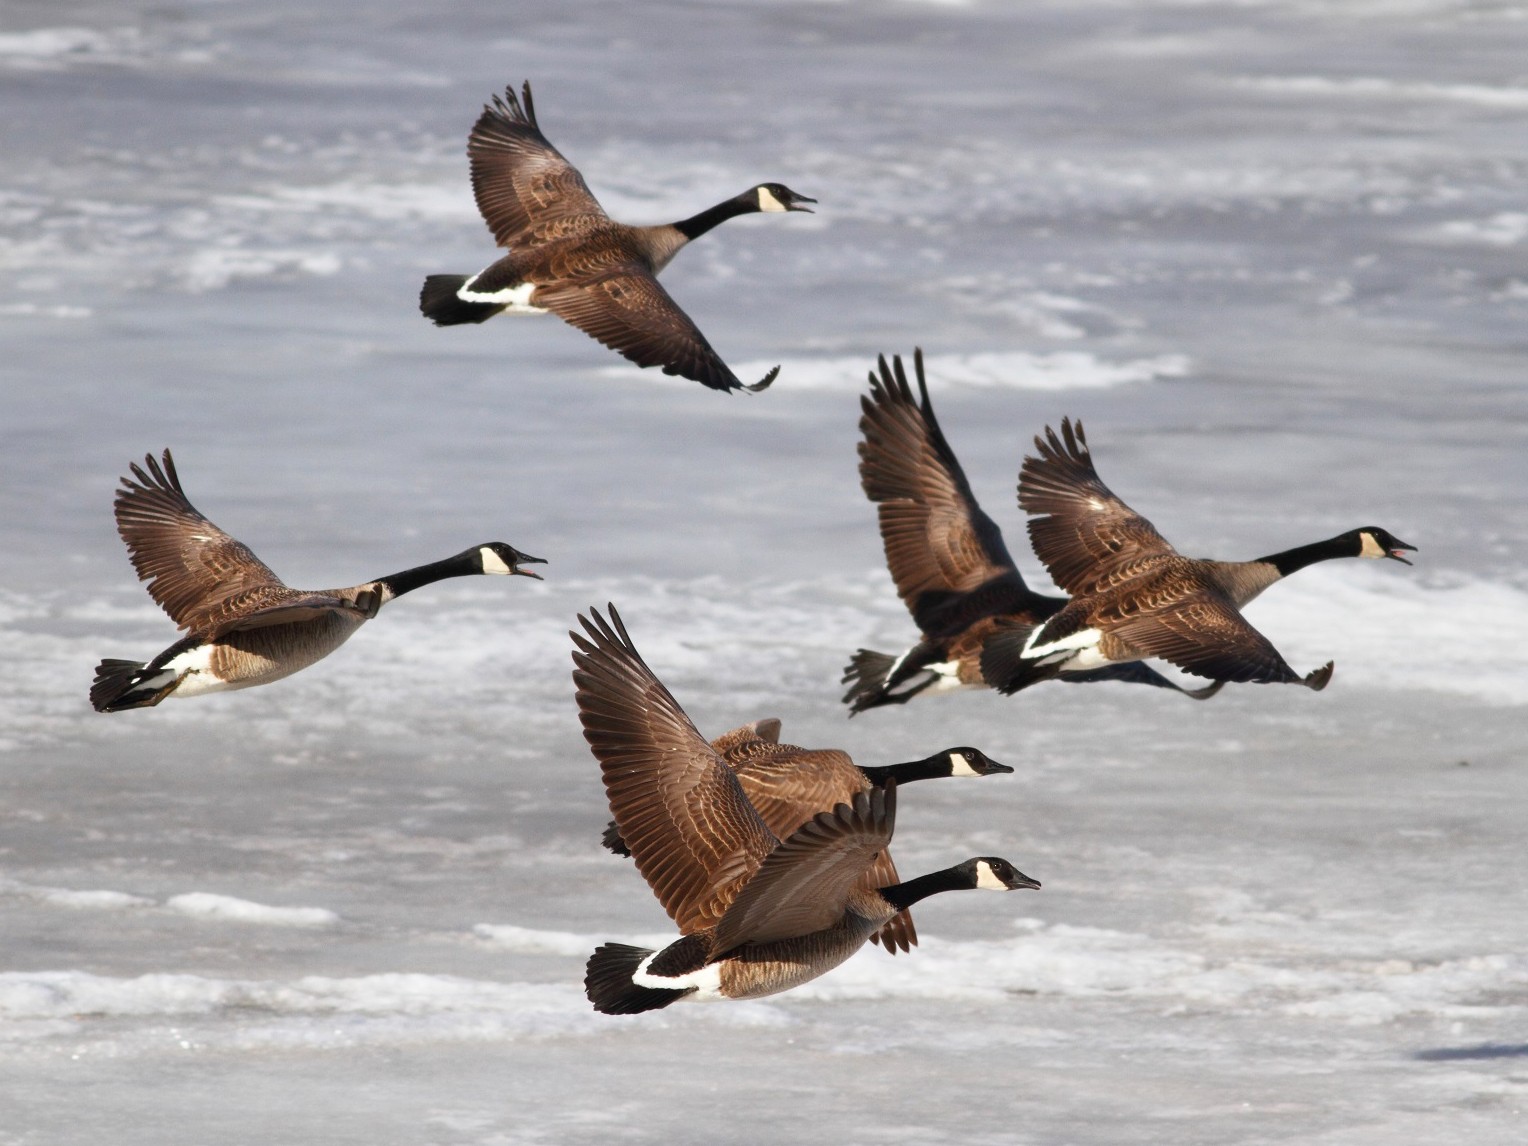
699, 351, 1191, 393
181, 248, 342, 292
1234, 75, 1528, 109
1434, 213, 1528, 247
472, 923, 591, 956
165, 893, 339, 928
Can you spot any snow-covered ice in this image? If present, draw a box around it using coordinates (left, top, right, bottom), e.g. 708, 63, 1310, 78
3, 1, 1526, 1143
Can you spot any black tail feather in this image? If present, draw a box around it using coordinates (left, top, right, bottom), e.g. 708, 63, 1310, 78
600, 819, 631, 858
585, 943, 692, 1015
841, 648, 897, 714
419, 274, 506, 326
90, 659, 151, 713
978, 622, 1062, 696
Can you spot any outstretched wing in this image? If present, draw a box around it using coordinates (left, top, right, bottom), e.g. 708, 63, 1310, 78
112, 450, 288, 633
468, 81, 607, 247
859, 351, 1032, 633
535, 270, 772, 392
1019, 418, 1177, 596
571, 605, 777, 934
712, 785, 895, 955
1108, 597, 1309, 684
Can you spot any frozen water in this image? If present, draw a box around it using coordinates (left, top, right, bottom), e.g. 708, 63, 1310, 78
3, 1, 1527, 1143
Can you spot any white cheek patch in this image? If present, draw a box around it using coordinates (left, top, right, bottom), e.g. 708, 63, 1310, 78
974, 861, 1010, 891
478, 547, 513, 575
1358, 532, 1386, 559
948, 751, 980, 778
756, 186, 788, 212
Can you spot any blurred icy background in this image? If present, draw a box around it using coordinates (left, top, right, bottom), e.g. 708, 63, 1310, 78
3, 1, 1527, 1142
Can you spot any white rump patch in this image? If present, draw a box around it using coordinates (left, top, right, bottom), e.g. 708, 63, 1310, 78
756, 186, 788, 213
1025, 627, 1103, 658
633, 951, 723, 1000
478, 546, 513, 575
154, 644, 232, 698
458, 276, 545, 313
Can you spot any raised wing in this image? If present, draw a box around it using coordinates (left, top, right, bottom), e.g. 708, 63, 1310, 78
712, 785, 895, 956
1019, 418, 1177, 596
571, 606, 777, 934
859, 351, 1032, 632
535, 271, 773, 393
468, 81, 608, 247
113, 450, 288, 633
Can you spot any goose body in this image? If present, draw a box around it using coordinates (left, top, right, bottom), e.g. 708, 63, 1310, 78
599, 717, 1013, 954
841, 350, 1223, 714
420, 81, 815, 393
977, 419, 1417, 694
571, 606, 1038, 1014
90, 450, 544, 712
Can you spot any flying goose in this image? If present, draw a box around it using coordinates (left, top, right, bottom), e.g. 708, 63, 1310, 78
572, 606, 1039, 1014
841, 350, 1223, 714
598, 716, 1014, 954
419, 81, 815, 393
90, 450, 544, 712
976, 419, 1417, 695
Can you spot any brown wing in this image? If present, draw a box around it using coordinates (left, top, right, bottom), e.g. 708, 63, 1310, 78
199, 592, 371, 640
1106, 594, 1307, 684
1019, 418, 1178, 596
863, 849, 917, 954
534, 270, 766, 393
709, 718, 783, 761
712, 785, 895, 955
113, 450, 289, 632
467, 81, 608, 247
571, 606, 777, 934
860, 351, 1030, 631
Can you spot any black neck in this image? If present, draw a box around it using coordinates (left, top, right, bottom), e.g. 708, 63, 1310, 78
879, 866, 971, 913
859, 753, 952, 787
1255, 533, 1357, 578
673, 194, 755, 241
377, 550, 479, 598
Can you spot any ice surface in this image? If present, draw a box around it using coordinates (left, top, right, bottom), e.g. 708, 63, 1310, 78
3, 1, 1527, 1143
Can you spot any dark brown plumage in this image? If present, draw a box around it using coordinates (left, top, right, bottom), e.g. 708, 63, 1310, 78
420, 81, 814, 393
842, 350, 1222, 712
91, 450, 544, 712
983, 418, 1417, 693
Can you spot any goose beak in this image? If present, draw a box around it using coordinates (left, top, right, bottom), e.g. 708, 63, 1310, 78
1386, 540, 1417, 565
788, 195, 817, 214
985, 759, 1015, 775
513, 554, 547, 579
1009, 871, 1042, 891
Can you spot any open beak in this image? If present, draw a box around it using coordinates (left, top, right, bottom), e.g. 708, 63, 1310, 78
1387, 540, 1417, 566
513, 554, 547, 579
788, 195, 817, 214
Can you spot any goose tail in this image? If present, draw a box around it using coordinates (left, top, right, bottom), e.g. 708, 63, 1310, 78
419, 274, 507, 326
585, 943, 692, 1015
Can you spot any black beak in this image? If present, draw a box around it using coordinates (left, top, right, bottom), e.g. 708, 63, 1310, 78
985, 759, 1015, 775
1009, 871, 1042, 891
513, 553, 547, 579
788, 195, 817, 214
1387, 539, 1417, 565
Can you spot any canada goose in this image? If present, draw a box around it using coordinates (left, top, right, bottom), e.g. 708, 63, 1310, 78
419, 81, 815, 393
572, 606, 1039, 1014
977, 419, 1417, 694
599, 717, 1014, 954
90, 450, 544, 712
841, 350, 1223, 714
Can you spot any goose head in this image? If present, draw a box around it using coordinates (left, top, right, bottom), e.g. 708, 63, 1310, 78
940, 747, 1014, 778
476, 542, 547, 578
1353, 527, 1416, 565
961, 857, 1042, 892
753, 183, 816, 213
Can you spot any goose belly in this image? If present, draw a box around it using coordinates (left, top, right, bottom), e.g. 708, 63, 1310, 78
717, 918, 881, 1001
176, 615, 367, 695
